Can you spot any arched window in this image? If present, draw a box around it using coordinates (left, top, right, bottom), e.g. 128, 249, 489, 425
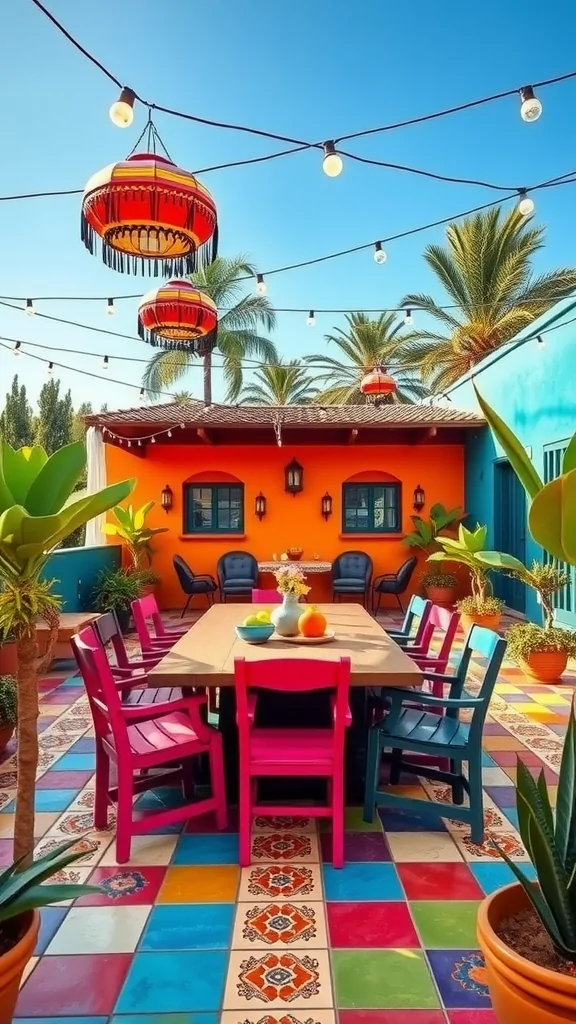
183, 471, 244, 534
342, 471, 401, 534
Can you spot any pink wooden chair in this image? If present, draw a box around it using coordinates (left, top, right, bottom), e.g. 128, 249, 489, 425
131, 594, 188, 654
235, 655, 351, 869
409, 606, 461, 696
71, 625, 227, 863
251, 589, 282, 604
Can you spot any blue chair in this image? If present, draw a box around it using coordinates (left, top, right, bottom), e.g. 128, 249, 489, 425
386, 595, 432, 648
332, 551, 373, 608
363, 625, 507, 844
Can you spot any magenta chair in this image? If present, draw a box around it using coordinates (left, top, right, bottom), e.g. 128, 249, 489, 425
131, 594, 188, 654
251, 589, 282, 604
409, 606, 461, 696
71, 625, 227, 864
235, 655, 351, 869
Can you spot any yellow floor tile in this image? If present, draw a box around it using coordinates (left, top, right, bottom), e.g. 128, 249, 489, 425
482, 736, 525, 750
532, 693, 571, 707
158, 864, 240, 903
494, 684, 523, 694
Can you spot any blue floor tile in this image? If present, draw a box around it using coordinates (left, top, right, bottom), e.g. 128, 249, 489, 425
481, 752, 498, 767
66, 737, 96, 754
50, 753, 95, 771
322, 861, 403, 901
470, 860, 536, 895
34, 906, 68, 955
3, 790, 78, 813
115, 950, 228, 1013
140, 903, 234, 950
503, 807, 520, 829
173, 833, 239, 865
427, 948, 490, 1008
135, 787, 187, 811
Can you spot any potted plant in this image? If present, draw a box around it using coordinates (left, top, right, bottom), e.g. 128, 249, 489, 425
93, 567, 144, 634
0, 628, 16, 678
501, 561, 576, 682
427, 523, 515, 630
404, 503, 464, 603
103, 501, 168, 593
0, 439, 133, 863
0, 676, 17, 755
477, 700, 576, 1022
0, 840, 100, 1023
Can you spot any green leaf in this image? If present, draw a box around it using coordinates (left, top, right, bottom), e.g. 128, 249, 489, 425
525, 809, 576, 951
556, 698, 576, 871
25, 441, 87, 515
0, 884, 102, 923
561, 469, 576, 564
473, 385, 544, 499
494, 842, 566, 951
529, 478, 567, 562
133, 501, 154, 530
477, 551, 526, 573
562, 433, 576, 474
0, 444, 46, 506
112, 505, 133, 531
536, 768, 555, 836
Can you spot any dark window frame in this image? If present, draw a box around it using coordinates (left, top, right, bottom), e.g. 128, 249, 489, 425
183, 482, 245, 534
341, 481, 401, 534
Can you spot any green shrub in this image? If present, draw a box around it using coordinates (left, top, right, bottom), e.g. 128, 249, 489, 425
507, 622, 576, 661
0, 675, 17, 728
456, 595, 504, 616
420, 569, 457, 589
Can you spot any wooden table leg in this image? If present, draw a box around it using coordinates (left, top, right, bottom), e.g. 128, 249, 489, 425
346, 687, 369, 803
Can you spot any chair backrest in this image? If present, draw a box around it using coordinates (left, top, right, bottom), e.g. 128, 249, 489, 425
217, 550, 258, 584
419, 605, 460, 668
93, 611, 130, 668
334, 550, 373, 582
396, 556, 418, 591
401, 595, 432, 643
448, 625, 507, 732
173, 554, 196, 593
131, 594, 166, 649
235, 655, 351, 759
251, 589, 282, 604
71, 625, 130, 755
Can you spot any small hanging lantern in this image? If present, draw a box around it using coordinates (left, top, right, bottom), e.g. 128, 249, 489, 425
81, 153, 218, 276
413, 484, 425, 512
138, 280, 218, 353
360, 366, 397, 406
160, 484, 173, 513
321, 492, 333, 520
284, 458, 304, 496
255, 492, 267, 520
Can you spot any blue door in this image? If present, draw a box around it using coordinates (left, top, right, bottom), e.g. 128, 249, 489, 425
543, 442, 576, 627
493, 460, 526, 612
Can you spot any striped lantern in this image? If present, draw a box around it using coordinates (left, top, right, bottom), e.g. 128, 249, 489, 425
138, 279, 218, 354
360, 366, 397, 405
81, 153, 218, 276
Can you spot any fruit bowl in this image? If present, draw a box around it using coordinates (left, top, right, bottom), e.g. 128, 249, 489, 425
235, 624, 275, 644
287, 548, 303, 561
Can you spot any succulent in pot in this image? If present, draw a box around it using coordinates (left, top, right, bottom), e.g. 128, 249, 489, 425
419, 569, 457, 605
92, 567, 144, 633
507, 622, 576, 683
0, 676, 17, 755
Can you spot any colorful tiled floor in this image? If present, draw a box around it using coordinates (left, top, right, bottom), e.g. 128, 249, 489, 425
4, 611, 575, 1022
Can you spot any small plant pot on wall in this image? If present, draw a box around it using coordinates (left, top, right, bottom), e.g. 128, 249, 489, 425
477, 883, 576, 1024
0, 910, 40, 1024
506, 623, 576, 684
419, 570, 457, 606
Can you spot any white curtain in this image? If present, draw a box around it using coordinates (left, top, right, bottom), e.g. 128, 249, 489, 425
84, 426, 107, 547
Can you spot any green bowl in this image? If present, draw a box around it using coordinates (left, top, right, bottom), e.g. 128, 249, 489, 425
235, 624, 275, 644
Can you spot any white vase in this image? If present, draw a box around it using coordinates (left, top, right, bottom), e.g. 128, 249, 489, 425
271, 594, 301, 637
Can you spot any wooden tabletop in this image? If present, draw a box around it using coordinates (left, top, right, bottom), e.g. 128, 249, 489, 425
147, 603, 423, 689
35, 612, 100, 639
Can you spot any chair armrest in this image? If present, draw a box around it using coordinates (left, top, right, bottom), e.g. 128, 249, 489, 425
330, 693, 352, 727
195, 574, 217, 584
420, 670, 459, 684
111, 665, 154, 678
374, 574, 396, 585
114, 674, 149, 691
379, 686, 482, 710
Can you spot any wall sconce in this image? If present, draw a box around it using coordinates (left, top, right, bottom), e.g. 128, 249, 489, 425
284, 458, 304, 496
160, 484, 173, 513
255, 492, 267, 520
413, 484, 425, 512
321, 492, 333, 520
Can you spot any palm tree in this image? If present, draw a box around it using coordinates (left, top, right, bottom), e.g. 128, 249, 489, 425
305, 312, 430, 405
399, 208, 576, 393
142, 256, 278, 404
239, 360, 319, 405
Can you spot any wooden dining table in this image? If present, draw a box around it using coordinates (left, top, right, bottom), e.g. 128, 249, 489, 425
147, 603, 423, 800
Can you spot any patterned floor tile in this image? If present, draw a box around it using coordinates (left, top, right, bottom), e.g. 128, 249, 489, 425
232, 900, 327, 948
332, 949, 439, 1009
252, 815, 318, 833
77, 866, 167, 906
223, 948, 333, 1009
451, 831, 528, 862
239, 864, 323, 903
426, 949, 491, 1009
327, 901, 419, 948
220, 1010, 336, 1024
250, 831, 320, 864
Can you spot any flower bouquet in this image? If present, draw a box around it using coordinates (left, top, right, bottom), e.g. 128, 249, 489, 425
274, 565, 310, 599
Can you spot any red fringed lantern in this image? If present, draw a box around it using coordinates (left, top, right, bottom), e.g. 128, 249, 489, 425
81, 153, 218, 276
360, 366, 397, 406
138, 280, 218, 354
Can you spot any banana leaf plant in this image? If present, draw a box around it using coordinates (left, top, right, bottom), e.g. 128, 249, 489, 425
103, 501, 168, 570
403, 502, 464, 552
0, 440, 134, 862
494, 699, 576, 960
427, 523, 524, 600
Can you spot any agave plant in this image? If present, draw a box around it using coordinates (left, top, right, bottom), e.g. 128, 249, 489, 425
495, 701, 576, 960
103, 501, 168, 571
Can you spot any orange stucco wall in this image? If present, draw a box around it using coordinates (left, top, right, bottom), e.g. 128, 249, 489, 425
105, 442, 465, 609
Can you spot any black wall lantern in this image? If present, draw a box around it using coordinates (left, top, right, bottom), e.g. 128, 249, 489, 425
413, 484, 425, 512
255, 492, 267, 520
321, 492, 333, 520
284, 458, 304, 496
160, 484, 173, 513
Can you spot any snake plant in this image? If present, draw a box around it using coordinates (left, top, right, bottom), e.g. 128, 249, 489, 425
495, 699, 576, 960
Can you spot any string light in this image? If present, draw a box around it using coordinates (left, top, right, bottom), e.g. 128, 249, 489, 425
109, 87, 136, 128
256, 274, 267, 296
520, 86, 543, 122
107, 298, 115, 315
322, 141, 343, 178
167, 429, 173, 437
517, 189, 535, 216
307, 310, 315, 326
25, 299, 34, 316
13, 341, 21, 356
404, 309, 413, 326
537, 334, 546, 348
47, 361, 54, 376
102, 355, 109, 370
374, 242, 387, 264
151, 436, 156, 443
139, 387, 145, 402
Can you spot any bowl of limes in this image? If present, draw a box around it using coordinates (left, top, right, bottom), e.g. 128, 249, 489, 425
235, 609, 275, 644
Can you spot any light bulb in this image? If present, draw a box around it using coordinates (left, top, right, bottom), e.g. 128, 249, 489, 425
518, 192, 535, 217
256, 273, 267, 296
374, 242, 387, 264
167, 429, 173, 437
404, 309, 413, 326
307, 310, 315, 326
13, 342, 21, 356
322, 141, 343, 178
520, 86, 542, 123
102, 356, 109, 371
151, 435, 156, 444
25, 299, 34, 316
47, 362, 54, 376
537, 335, 546, 348
109, 87, 136, 128
139, 388, 145, 402
107, 298, 115, 315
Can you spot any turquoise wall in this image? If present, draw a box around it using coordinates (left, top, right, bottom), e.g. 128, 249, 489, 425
448, 296, 576, 625
42, 544, 121, 612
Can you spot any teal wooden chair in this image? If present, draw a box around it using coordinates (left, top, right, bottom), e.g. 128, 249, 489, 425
363, 625, 507, 843
386, 596, 432, 648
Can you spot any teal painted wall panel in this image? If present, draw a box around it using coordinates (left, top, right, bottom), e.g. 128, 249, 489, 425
42, 544, 122, 612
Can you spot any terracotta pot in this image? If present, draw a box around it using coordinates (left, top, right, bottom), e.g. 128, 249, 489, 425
0, 910, 39, 1024
519, 651, 568, 683
0, 727, 14, 756
287, 550, 303, 561
0, 643, 17, 677
425, 586, 456, 605
478, 883, 576, 1023
461, 611, 501, 632
140, 584, 156, 598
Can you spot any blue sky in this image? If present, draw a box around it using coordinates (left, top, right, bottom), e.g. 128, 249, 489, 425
1, 0, 575, 412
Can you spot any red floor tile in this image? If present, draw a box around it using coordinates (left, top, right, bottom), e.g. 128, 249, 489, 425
77, 865, 167, 906
397, 862, 484, 901
327, 901, 420, 948
447, 1012, 498, 1023
490, 750, 545, 766
16, 953, 132, 1016
339, 1013, 446, 1023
